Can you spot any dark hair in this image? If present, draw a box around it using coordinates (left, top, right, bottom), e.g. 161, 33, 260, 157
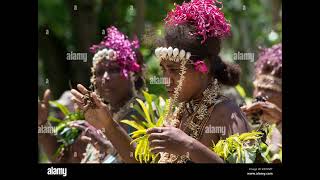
133, 49, 145, 91
160, 23, 240, 86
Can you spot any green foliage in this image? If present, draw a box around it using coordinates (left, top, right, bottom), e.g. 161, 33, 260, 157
235, 84, 246, 98
38, 0, 282, 100
48, 101, 84, 157
120, 91, 169, 163
212, 124, 282, 163
235, 83, 252, 105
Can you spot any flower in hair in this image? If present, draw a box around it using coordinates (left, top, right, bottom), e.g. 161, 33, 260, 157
194, 60, 208, 73
164, 0, 231, 43
89, 26, 141, 79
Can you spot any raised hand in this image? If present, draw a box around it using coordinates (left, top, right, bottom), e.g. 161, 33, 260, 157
71, 84, 113, 129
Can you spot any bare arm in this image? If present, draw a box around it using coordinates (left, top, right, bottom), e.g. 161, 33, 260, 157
71, 84, 139, 163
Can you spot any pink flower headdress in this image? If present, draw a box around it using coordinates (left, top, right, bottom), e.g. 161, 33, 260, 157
89, 26, 141, 79
164, 0, 231, 44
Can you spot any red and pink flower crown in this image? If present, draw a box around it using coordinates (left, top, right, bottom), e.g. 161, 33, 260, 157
164, 0, 231, 44
89, 26, 141, 79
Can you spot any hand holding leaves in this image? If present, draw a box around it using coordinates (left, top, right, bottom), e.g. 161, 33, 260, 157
147, 126, 194, 156
120, 91, 169, 163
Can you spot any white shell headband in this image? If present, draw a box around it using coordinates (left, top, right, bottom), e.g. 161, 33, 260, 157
154, 46, 191, 63
92, 48, 117, 66
154, 46, 208, 74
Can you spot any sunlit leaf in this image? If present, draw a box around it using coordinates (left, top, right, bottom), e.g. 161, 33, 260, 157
49, 101, 69, 116
136, 99, 154, 128
235, 84, 247, 98
48, 116, 63, 123
121, 120, 145, 131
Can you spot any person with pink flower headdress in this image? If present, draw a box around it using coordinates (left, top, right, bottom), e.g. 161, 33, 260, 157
241, 43, 282, 161
241, 43, 282, 130
71, 0, 250, 163
71, 26, 146, 163
39, 26, 146, 163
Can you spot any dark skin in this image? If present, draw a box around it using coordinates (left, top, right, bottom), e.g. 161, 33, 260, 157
147, 60, 249, 162
241, 73, 282, 159
94, 60, 133, 113
71, 59, 249, 163
74, 60, 134, 130
241, 74, 282, 124
38, 59, 135, 163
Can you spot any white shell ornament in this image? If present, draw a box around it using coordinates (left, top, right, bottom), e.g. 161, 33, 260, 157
102, 49, 108, 55
179, 49, 186, 59
186, 52, 191, 60
173, 48, 179, 57
155, 48, 161, 58
108, 49, 116, 60
97, 50, 103, 57
161, 47, 168, 57
167, 47, 173, 57
158, 47, 163, 57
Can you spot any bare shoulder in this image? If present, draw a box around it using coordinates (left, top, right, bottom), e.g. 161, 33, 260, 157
200, 98, 250, 146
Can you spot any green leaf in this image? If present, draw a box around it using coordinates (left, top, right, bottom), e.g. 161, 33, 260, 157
142, 136, 149, 163
236, 145, 242, 163
133, 104, 146, 120
130, 129, 147, 138
134, 138, 143, 161
136, 99, 154, 127
48, 116, 63, 123
130, 115, 139, 121
130, 136, 144, 145
59, 127, 70, 136
235, 84, 247, 98
49, 101, 69, 116
142, 90, 156, 123
156, 115, 164, 127
141, 121, 151, 128
239, 131, 262, 141
243, 147, 256, 163
120, 120, 145, 131
158, 97, 166, 113
226, 153, 238, 163
138, 137, 147, 163
54, 144, 65, 158
223, 142, 230, 160
55, 123, 67, 134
